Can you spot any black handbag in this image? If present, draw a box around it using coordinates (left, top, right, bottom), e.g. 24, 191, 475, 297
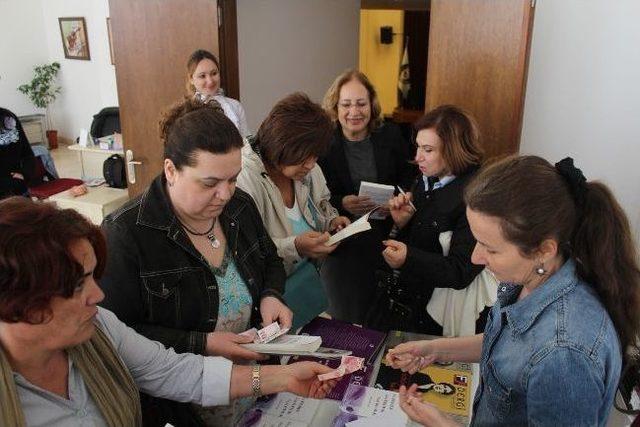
364, 268, 415, 331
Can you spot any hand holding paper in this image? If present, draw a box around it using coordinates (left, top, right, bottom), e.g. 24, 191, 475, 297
317, 355, 365, 381
325, 207, 381, 246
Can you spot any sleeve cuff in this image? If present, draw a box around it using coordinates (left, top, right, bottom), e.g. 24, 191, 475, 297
201, 356, 233, 407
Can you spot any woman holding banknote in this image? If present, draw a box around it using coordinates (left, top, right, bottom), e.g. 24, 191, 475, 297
318, 70, 415, 323
0, 197, 336, 427
388, 155, 640, 426
100, 97, 292, 426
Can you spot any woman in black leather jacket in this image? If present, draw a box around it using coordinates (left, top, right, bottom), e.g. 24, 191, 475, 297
100, 97, 290, 426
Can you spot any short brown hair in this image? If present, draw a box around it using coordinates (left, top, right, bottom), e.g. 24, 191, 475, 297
185, 49, 220, 95
159, 97, 242, 170
0, 197, 107, 324
256, 92, 332, 169
414, 105, 483, 175
322, 69, 383, 132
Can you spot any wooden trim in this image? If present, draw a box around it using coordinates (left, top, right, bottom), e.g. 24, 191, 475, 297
218, 0, 240, 100
361, 0, 430, 11
511, 1, 536, 151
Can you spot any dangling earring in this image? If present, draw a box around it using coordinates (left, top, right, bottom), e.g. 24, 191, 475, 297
536, 264, 546, 275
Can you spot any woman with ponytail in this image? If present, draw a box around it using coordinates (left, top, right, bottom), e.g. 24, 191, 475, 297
385, 155, 640, 427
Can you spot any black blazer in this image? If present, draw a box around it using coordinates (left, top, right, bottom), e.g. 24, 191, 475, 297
318, 123, 416, 217
396, 166, 484, 304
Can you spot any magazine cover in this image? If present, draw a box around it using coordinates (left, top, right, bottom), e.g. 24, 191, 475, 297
290, 317, 387, 400
373, 330, 473, 424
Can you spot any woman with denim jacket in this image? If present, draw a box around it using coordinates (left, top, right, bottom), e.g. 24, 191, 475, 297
386, 155, 640, 426
100, 98, 293, 426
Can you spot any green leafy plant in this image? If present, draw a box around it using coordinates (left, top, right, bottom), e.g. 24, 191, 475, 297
18, 62, 61, 109
18, 62, 61, 131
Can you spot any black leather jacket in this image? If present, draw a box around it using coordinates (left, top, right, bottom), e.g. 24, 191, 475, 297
100, 174, 286, 355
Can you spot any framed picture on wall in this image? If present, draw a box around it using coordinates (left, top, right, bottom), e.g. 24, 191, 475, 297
58, 17, 91, 60
106, 17, 114, 65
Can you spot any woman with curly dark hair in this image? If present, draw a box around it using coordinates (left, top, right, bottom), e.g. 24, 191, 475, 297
0, 197, 335, 427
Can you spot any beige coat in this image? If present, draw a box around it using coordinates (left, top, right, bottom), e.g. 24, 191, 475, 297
237, 142, 338, 275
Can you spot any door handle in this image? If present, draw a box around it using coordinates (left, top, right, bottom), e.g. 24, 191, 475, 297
125, 149, 142, 184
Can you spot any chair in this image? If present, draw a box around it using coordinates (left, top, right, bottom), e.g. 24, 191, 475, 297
27, 156, 83, 199
90, 107, 120, 138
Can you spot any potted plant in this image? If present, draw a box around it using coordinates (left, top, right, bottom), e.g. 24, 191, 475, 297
17, 62, 61, 149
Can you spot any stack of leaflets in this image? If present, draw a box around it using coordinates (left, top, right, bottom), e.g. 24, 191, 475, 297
240, 322, 351, 358
373, 330, 474, 425
290, 317, 387, 400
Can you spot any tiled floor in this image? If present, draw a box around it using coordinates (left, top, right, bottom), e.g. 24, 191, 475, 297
50, 143, 83, 179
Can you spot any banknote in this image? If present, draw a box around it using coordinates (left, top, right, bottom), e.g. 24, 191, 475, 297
318, 355, 365, 381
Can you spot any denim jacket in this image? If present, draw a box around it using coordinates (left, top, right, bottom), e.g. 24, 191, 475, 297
471, 260, 621, 427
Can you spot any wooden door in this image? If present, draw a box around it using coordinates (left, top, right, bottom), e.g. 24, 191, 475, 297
426, 0, 535, 158
109, 0, 219, 196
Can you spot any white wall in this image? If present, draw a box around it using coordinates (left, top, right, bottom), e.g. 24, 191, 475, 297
0, 0, 49, 116
41, 0, 118, 141
521, 0, 640, 244
1, 0, 117, 141
237, 0, 360, 131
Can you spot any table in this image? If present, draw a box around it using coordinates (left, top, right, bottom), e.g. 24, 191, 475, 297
48, 185, 129, 225
271, 322, 480, 426
67, 144, 124, 180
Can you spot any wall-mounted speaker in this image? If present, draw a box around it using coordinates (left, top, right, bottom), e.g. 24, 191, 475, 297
380, 26, 393, 44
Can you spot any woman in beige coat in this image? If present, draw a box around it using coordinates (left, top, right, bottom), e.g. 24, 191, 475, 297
237, 93, 350, 329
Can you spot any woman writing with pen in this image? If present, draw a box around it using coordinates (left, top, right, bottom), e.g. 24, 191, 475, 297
373, 105, 488, 335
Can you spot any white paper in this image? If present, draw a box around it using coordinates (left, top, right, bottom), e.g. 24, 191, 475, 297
358, 181, 394, 220
241, 334, 322, 353
79, 128, 89, 147
239, 393, 320, 427
325, 207, 380, 246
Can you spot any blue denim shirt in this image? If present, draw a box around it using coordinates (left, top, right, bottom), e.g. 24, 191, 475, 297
471, 260, 622, 426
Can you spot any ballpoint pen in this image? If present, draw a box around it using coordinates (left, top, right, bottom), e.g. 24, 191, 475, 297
396, 186, 417, 212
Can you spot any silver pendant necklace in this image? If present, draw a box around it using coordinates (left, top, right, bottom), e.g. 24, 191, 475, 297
178, 217, 220, 249
206, 232, 221, 249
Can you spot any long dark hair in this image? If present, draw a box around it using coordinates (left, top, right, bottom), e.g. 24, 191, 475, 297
465, 155, 640, 359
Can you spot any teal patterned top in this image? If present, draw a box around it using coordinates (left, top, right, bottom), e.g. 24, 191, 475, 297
211, 248, 253, 333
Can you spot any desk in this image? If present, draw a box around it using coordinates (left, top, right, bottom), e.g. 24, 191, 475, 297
67, 144, 124, 180
48, 185, 129, 225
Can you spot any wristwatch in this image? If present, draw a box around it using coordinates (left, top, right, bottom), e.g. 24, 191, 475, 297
251, 365, 261, 397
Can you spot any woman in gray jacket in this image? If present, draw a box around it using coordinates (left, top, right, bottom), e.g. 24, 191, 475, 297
237, 93, 350, 329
